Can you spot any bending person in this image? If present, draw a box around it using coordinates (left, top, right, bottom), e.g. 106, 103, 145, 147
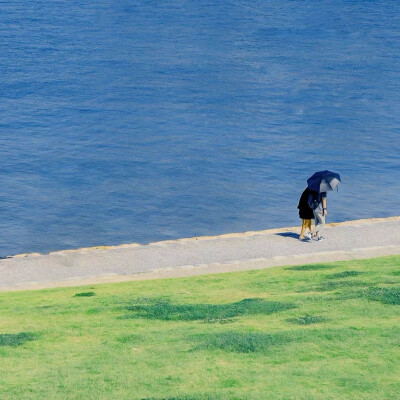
297, 187, 314, 240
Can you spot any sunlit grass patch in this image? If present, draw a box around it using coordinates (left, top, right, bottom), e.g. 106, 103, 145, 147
116, 334, 141, 344
286, 263, 335, 271
326, 271, 364, 279
0, 332, 37, 347
286, 315, 328, 325
142, 396, 217, 400
122, 298, 296, 321
86, 308, 103, 315
196, 331, 292, 353
74, 291, 96, 297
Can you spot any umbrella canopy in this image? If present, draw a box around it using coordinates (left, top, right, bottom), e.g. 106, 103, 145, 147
307, 170, 341, 193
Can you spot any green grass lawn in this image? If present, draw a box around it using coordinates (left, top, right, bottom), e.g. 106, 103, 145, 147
1, 256, 400, 400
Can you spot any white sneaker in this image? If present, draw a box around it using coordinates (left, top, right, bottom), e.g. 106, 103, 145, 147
316, 236, 325, 241
305, 232, 312, 240
311, 234, 323, 241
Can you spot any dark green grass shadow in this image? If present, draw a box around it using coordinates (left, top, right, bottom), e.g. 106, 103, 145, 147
0, 332, 37, 347
195, 330, 293, 353
363, 287, 400, 305
286, 315, 328, 325
329, 286, 400, 305
121, 298, 296, 322
297, 280, 372, 293
193, 327, 366, 354
314, 280, 371, 292
74, 291, 96, 297
285, 264, 336, 271
326, 271, 364, 279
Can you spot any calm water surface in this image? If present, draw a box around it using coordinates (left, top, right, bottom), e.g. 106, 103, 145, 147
1, 1, 399, 255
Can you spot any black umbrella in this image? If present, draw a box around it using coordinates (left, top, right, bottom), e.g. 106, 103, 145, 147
307, 170, 341, 193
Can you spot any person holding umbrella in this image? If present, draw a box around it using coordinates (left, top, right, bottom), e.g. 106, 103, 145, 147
306, 170, 341, 241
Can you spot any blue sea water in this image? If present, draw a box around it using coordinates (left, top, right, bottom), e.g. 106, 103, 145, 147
0, 1, 399, 255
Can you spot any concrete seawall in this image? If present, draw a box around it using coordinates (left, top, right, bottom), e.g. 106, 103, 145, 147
1, 216, 400, 292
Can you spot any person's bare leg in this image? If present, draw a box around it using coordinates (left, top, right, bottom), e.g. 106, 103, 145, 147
306, 219, 312, 238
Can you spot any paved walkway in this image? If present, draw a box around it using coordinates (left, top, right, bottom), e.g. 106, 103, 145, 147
1, 216, 400, 291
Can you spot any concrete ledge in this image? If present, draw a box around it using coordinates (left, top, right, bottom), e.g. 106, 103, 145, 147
1, 244, 399, 293
1, 216, 399, 292
10, 215, 400, 259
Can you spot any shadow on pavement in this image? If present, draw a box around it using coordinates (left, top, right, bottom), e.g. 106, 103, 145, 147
275, 232, 299, 240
